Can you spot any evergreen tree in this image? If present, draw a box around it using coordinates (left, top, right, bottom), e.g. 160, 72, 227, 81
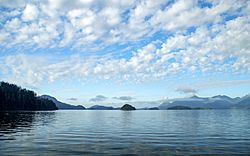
0, 82, 58, 111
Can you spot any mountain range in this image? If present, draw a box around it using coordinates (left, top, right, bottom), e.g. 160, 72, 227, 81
40, 95, 85, 110
159, 95, 250, 109
40, 95, 117, 110
40, 94, 250, 110
2, 81, 248, 110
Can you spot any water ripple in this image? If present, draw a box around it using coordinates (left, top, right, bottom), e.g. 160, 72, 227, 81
1, 110, 250, 155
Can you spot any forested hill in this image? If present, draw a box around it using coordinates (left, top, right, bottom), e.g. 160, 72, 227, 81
0, 82, 58, 111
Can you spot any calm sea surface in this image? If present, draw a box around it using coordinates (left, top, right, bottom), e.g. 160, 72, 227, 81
1, 110, 250, 155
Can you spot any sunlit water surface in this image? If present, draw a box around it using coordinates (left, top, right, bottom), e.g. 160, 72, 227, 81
1, 110, 250, 155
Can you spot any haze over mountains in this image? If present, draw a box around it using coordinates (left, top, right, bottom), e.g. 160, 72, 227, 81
40, 95, 85, 110
3, 81, 248, 110
159, 95, 250, 109
41, 94, 250, 110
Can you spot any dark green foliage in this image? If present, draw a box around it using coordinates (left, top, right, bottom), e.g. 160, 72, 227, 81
0, 81, 58, 111
121, 104, 136, 111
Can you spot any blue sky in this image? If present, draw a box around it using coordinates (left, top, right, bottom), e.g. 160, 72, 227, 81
0, 0, 250, 107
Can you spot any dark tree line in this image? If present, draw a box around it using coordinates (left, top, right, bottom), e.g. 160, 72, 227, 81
0, 81, 58, 111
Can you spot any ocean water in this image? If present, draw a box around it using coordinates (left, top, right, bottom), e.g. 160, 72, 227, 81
0, 110, 250, 155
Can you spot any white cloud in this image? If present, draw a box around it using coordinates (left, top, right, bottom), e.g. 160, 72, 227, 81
100, 7, 121, 26
0, 0, 26, 8
1, 0, 246, 49
0, 0, 249, 87
113, 96, 135, 101
89, 95, 108, 102
5, 18, 21, 30
0, 54, 46, 87
67, 97, 77, 101
176, 87, 198, 94
59, 22, 74, 46
22, 4, 39, 21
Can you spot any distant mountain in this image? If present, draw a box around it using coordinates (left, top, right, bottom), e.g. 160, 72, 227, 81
212, 95, 233, 101
137, 107, 159, 110
148, 107, 159, 110
88, 105, 114, 110
159, 95, 249, 109
40, 95, 85, 110
167, 106, 192, 110
232, 95, 250, 109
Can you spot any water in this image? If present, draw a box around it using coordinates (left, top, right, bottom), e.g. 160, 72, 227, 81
1, 110, 250, 155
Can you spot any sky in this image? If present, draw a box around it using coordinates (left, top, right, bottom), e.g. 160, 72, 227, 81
0, 0, 250, 107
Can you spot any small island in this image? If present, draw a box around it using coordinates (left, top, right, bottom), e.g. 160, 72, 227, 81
121, 104, 136, 111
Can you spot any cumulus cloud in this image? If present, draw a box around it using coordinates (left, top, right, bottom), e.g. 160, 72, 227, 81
0, 0, 247, 49
0, 0, 249, 87
113, 96, 135, 101
89, 95, 108, 102
22, 4, 38, 21
176, 87, 198, 94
